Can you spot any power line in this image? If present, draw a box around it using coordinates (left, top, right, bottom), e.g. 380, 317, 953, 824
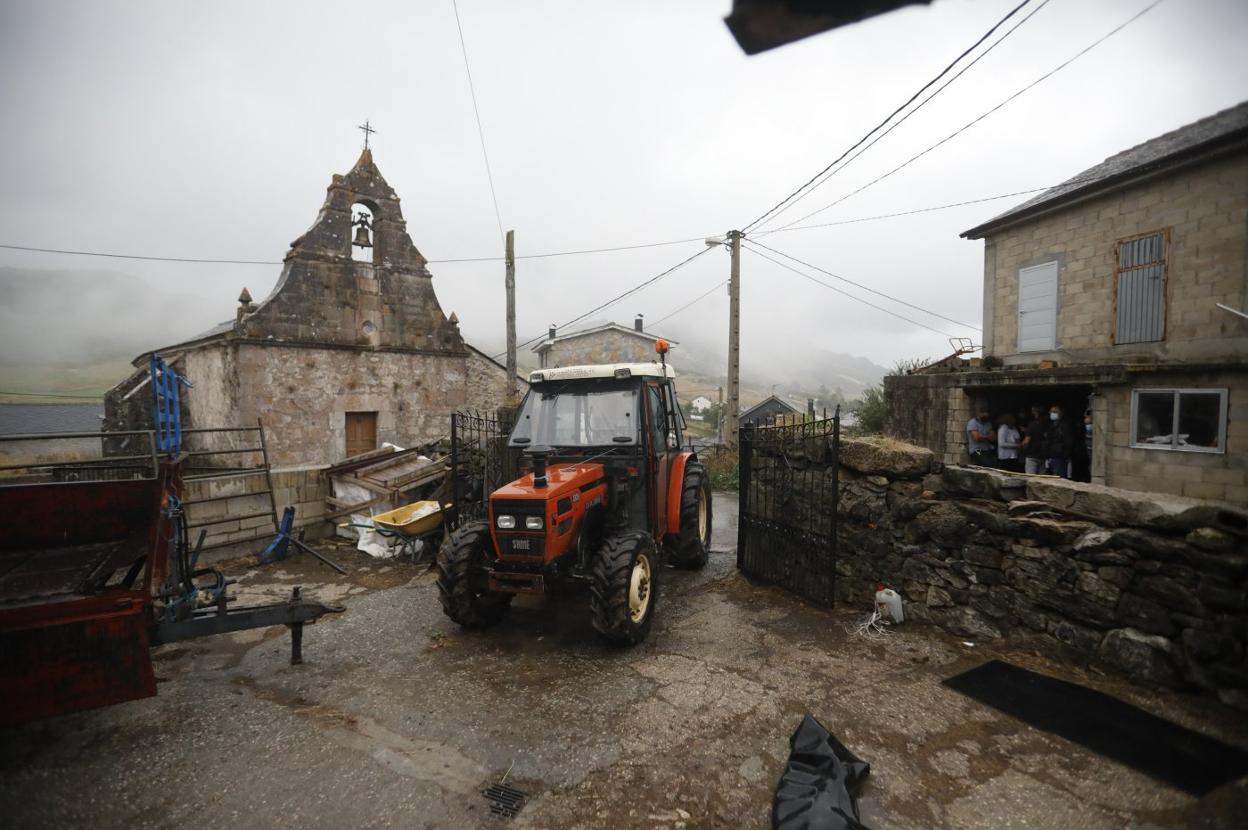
492, 245, 714, 359
753, 178, 1099, 236
757, 0, 1053, 233
451, 0, 506, 243
430, 235, 709, 263
0, 243, 283, 265
775, 0, 1167, 231
0, 236, 712, 267
741, 0, 1034, 234
742, 243, 964, 339
745, 238, 981, 330
0, 390, 105, 400
651, 279, 729, 326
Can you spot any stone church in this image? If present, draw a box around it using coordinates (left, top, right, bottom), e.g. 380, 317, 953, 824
105, 149, 516, 467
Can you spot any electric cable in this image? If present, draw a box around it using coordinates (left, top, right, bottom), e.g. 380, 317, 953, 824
773, 0, 1167, 231
742, 0, 1035, 233
491, 244, 714, 360
742, 243, 964, 338
651, 279, 730, 327
754, 0, 1054, 232
746, 238, 981, 330
452, 0, 506, 243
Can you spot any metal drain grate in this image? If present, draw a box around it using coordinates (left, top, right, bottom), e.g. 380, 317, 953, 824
482, 782, 527, 818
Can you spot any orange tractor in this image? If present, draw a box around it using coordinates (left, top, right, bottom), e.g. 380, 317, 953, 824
436, 347, 712, 645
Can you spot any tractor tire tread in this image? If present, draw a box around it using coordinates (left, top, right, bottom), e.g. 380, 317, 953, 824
669, 462, 711, 570
589, 530, 656, 646
435, 521, 511, 628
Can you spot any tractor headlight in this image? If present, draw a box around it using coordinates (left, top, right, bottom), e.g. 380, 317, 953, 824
525, 516, 544, 530
496, 515, 516, 529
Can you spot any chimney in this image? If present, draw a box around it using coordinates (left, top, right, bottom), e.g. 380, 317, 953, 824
634, 314, 644, 332
548, 324, 557, 340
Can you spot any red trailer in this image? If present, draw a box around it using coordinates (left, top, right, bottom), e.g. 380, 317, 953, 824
0, 429, 339, 728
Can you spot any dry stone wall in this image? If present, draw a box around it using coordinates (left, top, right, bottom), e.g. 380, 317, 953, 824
766, 436, 1248, 706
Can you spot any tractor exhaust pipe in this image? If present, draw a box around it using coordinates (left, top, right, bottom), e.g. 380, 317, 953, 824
531, 448, 550, 488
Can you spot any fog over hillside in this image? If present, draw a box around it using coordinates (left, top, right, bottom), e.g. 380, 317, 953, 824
4, 266, 889, 398
0, 267, 229, 365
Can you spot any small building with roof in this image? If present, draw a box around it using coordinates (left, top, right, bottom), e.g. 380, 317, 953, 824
103, 149, 517, 467
886, 102, 1248, 502
739, 395, 799, 428
533, 315, 676, 369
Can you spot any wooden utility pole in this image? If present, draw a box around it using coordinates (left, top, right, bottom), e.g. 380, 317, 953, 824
505, 229, 518, 404
725, 230, 742, 446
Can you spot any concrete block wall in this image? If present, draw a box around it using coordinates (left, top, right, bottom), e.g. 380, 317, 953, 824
183, 465, 329, 556
982, 152, 1248, 365
1102, 369, 1248, 504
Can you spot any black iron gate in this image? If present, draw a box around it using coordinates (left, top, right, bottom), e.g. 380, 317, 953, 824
737, 410, 840, 605
448, 409, 518, 530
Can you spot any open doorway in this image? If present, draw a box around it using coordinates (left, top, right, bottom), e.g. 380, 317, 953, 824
966, 385, 1094, 482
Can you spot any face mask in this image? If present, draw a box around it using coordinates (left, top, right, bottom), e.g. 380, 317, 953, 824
1050, 412, 1060, 421
1085, 424, 1093, 434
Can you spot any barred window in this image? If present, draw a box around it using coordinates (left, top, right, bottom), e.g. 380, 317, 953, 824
1114, 230, 1167, 344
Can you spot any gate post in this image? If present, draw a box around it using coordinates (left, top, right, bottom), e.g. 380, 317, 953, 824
736, 423, 752, 570
830, 406, 841, 603
450, 413, 460, 530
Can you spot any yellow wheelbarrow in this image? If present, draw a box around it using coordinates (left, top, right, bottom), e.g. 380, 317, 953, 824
345, 500, 446, 562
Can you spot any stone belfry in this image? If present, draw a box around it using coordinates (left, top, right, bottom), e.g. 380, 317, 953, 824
235, 148, 464, 353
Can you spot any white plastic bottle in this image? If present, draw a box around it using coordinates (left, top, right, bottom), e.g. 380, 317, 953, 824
875, 585, 904, 624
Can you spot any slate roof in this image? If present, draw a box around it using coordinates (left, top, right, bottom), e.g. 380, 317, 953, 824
0, 403, 104, 435
532, 322, 678, 353
740, 395, 799, 420
962, 101, 1248, 239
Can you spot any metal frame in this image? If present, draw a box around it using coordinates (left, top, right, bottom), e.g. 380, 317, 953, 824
1112, 227, 1170, 346
448, 410, 517, 530
737, 409, 840, 606
1129, 387, 1228, 454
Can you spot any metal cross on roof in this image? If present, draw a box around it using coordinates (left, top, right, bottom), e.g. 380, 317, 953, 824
358, 120, 376, 150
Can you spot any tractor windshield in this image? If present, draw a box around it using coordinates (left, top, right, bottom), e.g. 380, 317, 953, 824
509, 382, 638, 448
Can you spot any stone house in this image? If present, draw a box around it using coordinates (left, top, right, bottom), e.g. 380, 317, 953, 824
533, 315, 676, 369
886, 102, 1247, 503
104, 149, 517, 468
740, 394, 799, 428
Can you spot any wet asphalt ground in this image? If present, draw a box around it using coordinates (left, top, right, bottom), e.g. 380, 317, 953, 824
2, 493, 1246, 829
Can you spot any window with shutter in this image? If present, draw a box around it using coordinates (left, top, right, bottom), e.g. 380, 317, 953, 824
1114, 230, 1167, 344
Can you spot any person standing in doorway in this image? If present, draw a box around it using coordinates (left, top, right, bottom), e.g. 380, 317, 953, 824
1043, 404, 1074, 478
966, 405, 997, 467
1021, 406, 1046, 474
997, 413, 1023, 473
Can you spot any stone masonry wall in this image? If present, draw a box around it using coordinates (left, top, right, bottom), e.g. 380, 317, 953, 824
766, 435, 1248, 705
540, 329, 662, 368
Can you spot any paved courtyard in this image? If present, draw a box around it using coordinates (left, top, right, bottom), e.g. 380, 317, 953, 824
2, 494, 1245, 829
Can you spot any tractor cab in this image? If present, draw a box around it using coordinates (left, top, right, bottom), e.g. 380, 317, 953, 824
436, 353, 713, 645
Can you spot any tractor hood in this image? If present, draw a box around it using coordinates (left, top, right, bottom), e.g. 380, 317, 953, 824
493, 463, 605, 500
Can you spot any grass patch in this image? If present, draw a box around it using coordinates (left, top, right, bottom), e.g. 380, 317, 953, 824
701, 447, 739, 491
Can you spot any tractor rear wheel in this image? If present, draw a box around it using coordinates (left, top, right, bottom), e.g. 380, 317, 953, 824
436, 521, 511, 628
590, 530, 659, 646
668, 462, 712, 570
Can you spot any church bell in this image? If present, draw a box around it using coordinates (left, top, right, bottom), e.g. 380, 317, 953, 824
352, 223, 373, 249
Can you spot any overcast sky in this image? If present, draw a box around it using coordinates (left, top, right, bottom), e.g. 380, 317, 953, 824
1, 0, 1245, 372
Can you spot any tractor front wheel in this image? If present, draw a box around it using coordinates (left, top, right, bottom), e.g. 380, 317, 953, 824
436, 521, 512, 628
590, 531, 659, 646
668, 462, 712, 570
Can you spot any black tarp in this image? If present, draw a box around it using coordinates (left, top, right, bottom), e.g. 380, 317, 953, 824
773, 714, 872, 830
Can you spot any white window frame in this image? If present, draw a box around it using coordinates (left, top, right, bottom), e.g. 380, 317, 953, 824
1129, 388, 1228, 454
